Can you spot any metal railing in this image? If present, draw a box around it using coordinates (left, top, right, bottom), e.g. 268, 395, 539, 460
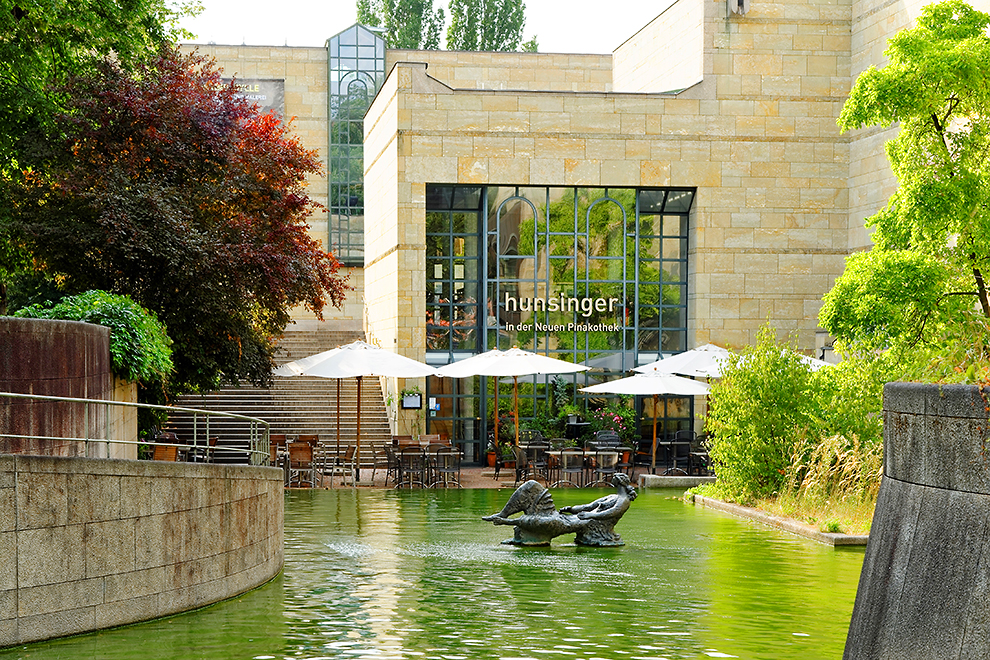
0, 391, 271, 465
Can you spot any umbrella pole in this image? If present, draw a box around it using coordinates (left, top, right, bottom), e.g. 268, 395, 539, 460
493, 380, 499, 450
355, 375, 361, 485
651, 393, 658, 474
513, 376, 521, 447
336, 379, 341, 451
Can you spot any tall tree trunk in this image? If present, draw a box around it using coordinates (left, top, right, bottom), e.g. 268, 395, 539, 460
974, 267, 990, 318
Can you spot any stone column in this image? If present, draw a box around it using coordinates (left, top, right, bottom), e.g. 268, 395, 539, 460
844, 382, 990, 659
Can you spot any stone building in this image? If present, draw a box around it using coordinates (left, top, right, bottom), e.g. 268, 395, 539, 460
185, 0, 981, 458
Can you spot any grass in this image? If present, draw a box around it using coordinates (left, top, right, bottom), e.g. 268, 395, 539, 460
692, 434, 882, 536
753, 492, 877, 536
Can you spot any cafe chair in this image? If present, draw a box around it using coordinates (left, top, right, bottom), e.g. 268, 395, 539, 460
587, 447, 618, 487
287, 442, 316, 488
663, 441, 691, 476
592, 430, 621, 447
395, 446, 426, 488
326, 444, 357, 486
525, 443, 550, 483
369, 442, 390, 484
614, 446, 635, 478
512, 445, 532, 486
552, 448, 585, 487
152, 444, 178, 461
384, 445, 402, 486
429, 447, 462, 488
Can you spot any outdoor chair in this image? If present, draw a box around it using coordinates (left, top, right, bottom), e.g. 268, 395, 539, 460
298, 434, 320, 447
518, 429, 544, 445
152, 444, 178, 461
369, 443, 390, 484
587, 447, 618, 487
593, 430, 621, 447
326, 444, 357, 486
662, 441, 691, 476
287, 442, 316, 487
552, 448, 585, 487
614, 446, 634, 478
525, 443, 550, 483
429, 447, 462, 488
384, 445, 402, 486
512, 445, 531, 486
395, 446, 426, 488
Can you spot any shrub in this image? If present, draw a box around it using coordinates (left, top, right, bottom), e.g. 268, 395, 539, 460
704, 325, 819, 501
703, 322, 888, 510
15, 290, 173, 385
587, 401, 638, 442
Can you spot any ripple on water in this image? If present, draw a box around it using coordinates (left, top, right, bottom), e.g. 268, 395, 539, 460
0, 488, 864, 660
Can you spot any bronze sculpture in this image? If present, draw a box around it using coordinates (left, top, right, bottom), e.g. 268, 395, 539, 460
483, 472, 637, 546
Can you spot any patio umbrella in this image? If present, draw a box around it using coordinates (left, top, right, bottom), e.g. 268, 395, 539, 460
638, 343, 832, 378
633, 343, 733, 378
274, 340, 438, 481
581, 366, 710, 472
437, 347, 589, 446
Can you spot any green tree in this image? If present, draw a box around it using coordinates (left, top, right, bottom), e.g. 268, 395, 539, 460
824, 0, 990, 357
0, 0, 198, 172
446, 0, 535, 51
0, 0, 200, 312
357, 0, 445, 49
7, 48, 348, 396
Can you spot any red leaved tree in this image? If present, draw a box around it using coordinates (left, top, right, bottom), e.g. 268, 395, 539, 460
11, 47, 349, 395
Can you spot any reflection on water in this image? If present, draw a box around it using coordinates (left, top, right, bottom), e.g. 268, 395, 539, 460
0, 488, 863, 660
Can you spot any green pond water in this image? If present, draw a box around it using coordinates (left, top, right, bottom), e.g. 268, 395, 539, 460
3, 488, 864, 660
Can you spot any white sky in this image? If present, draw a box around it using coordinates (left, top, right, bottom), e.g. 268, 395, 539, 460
180, 0, 670, 54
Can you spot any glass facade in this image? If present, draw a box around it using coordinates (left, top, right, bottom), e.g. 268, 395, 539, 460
425, 185, 696, 461
327, 25, 386, 265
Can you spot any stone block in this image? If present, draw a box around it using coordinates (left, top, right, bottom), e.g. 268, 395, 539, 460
18, 606, 97, 644
84, 519, 137, 578
17, 524, 86, 588
67, 473, 121, 524
0, 532, 13, 590
17, 471, 68, 529
18, 577, 105, 617
0, 486, 13, 534
95, 594, 161, 630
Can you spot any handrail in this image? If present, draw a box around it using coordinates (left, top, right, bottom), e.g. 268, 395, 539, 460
0, 391, 270, 465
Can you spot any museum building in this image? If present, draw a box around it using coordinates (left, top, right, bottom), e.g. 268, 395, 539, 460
186, 0, 946, 459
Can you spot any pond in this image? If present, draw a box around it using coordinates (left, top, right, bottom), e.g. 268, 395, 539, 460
1, 488, 864, 660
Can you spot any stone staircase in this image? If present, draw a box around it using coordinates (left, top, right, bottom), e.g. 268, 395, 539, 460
166, 326, 392, 465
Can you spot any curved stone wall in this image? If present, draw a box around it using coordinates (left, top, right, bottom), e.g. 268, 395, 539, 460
0, 455, 284, 648
844, 382, 990, 659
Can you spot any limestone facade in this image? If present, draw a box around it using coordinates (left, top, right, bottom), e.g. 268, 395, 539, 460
185, 0, 990, 354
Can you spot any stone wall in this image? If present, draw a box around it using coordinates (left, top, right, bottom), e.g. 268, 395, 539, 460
612, 0, 704, 94
388, 49, 613, 92
1, 317, 139, 458
0, 455, 284, 648
1, 317, 111, 456
844, 382, 990, 659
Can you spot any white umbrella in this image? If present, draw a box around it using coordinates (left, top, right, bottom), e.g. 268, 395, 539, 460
581, 366, 710, 472
437, 347, 589, 446
633, 343, 733, 378
274, 340, 438, 480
